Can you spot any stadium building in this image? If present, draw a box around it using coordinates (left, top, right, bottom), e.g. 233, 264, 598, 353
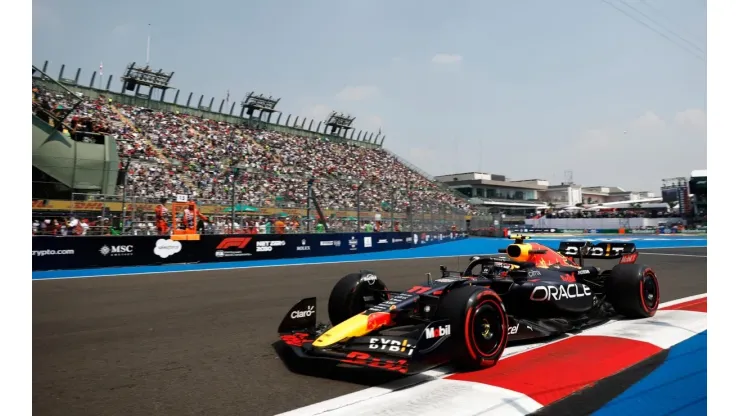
433, 172, 549, 213
435, 171, 654, 215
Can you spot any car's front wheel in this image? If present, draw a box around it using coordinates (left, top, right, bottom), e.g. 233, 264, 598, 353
437, 285, 509, 370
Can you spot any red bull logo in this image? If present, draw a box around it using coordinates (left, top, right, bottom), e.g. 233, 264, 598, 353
528, 243, 577, 268
366, 312, 392, 331
561, 273, 576, 283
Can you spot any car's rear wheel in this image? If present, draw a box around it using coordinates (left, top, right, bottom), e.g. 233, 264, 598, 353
328, 272, 389, 326
437, 285, 509, 370
606, 264, 660, 318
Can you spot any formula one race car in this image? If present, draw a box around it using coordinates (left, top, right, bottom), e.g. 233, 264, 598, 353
276, 236, 660, 375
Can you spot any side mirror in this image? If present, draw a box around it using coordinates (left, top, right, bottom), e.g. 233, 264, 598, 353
440, 265, 447, 272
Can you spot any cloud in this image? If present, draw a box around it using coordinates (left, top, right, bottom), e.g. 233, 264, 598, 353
628, 111, 667, 132
408, 147, 441, 167
431, 54, 463, 64
302, 104, 331, 121
567, 109, 706, 191
32, 2, 62, 30
364, 115, 383, 130
674, 108, 707, 133
357, 115, 383, 137
112, 23, 135, 37
335, 85, 380, 101
577, 129, 612, 151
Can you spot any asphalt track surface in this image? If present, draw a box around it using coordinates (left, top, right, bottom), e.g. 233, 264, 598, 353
33, 247, 707, 416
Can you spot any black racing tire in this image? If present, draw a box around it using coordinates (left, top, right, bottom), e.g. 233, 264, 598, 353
436, 285, 509, 370
606, 264, 660, 319
327, 272, 390, 326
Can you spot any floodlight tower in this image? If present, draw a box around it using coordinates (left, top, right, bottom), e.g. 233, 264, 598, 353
241, 92, 280, 123
120, 62, 174, 101
324, 111, 355, 138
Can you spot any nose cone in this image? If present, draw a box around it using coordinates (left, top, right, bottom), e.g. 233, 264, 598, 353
313, 314, 370, 348
312, 312, 392, 348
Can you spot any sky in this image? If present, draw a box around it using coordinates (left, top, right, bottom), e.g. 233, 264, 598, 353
32, 0, 707, 193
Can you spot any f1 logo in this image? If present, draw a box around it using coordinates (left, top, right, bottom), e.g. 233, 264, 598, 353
216, 237, 252, 250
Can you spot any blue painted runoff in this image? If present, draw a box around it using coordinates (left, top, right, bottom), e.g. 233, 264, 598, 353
593, 330, 707, 416
32, 236, 706, 280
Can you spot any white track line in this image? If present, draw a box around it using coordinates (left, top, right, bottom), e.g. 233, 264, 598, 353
658, 293, 707, 308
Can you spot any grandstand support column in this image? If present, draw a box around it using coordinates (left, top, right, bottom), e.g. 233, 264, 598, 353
230, 163, 249, 233
356, 181, 363, 233
120, 158, 132, 231
442, 205, 448, 230
430, 203, 435, 231
390, 186, 397, 230
407, 184, 414, 233
306, 178, 314, 233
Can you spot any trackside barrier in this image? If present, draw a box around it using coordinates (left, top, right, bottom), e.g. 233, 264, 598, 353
469, 227, 706, 237
31, 231, 468, 271
468, 227, 561, 237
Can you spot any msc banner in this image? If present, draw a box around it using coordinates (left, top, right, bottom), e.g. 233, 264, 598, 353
32, 231, 467, 271
31, 235, 199, 271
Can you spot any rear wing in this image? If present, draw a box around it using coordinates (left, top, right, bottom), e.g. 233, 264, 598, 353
557, 241, 638, 265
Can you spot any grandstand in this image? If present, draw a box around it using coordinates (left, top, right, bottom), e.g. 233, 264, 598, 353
32, 62, 487, 235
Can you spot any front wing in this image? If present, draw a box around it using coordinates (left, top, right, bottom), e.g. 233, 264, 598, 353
278, 324, 457, 375
277, 298, 454, 375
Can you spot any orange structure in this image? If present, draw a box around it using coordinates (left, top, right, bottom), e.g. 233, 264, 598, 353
170, 201, 201, 241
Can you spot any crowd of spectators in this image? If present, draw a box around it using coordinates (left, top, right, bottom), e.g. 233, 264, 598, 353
117, 105, 472, 214
32, 217, 116, 236
33, 84, 474, 217
32, 87, 116, 139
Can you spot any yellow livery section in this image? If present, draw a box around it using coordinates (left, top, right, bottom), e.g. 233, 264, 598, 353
312, 311, 394, 348
312, 314, 370, 348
